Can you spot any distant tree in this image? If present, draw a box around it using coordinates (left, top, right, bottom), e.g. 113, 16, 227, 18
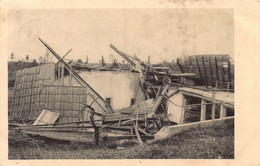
43, 49, 50, 63
32, 59, 37, 65
10, 53, 14, 62
78, 59, 83, 63
110, 54, 118, 67
39, 56, 43, 64
160, 59, 172, 68
113, 59, 118, 67
25, 55, 29, 62
85, 55, 89, 64
101, 56, 105, 66
109, 54, 114, 63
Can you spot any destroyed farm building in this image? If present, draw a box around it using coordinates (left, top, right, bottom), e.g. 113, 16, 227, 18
9, 39, 234, 144
10, 63, 145, 122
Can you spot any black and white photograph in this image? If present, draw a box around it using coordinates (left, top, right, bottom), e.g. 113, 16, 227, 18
6, 8, 235, 159
1, 0, 259, 164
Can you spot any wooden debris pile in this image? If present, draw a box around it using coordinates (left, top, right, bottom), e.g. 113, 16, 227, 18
12, 38, 234, 146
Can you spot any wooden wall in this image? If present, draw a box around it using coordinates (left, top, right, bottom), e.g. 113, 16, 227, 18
10, 64, 87, 122
174, 55, 234, 88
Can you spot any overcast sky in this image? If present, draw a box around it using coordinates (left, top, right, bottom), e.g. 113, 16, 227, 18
8, 9, 233, 63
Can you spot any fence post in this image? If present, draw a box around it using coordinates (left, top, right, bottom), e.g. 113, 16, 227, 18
200, 99, 206, 121
180, 94, 187, 124
220, 104, 227, 119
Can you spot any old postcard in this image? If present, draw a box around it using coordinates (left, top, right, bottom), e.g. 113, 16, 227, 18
0, 0, 259, 165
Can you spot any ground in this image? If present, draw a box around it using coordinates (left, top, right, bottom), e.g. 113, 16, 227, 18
8, 120, 234, 159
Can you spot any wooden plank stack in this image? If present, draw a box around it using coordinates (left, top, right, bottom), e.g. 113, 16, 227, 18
104, 99, 155, 122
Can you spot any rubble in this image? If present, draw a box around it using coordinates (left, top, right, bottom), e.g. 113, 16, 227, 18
9, 38, 235, 146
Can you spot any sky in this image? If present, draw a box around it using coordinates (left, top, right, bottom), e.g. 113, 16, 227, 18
8, 9, 234, 64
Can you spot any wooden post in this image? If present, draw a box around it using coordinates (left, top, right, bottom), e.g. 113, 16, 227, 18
211, 82, 217, 120
133, 123, 144, 146
220, 104, 227, 119
89, 105, 99, 146
200, 99, 206, 121
180, 94, 186, 124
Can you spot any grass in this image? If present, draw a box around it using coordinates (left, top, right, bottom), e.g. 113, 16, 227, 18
9, 120, 234, 159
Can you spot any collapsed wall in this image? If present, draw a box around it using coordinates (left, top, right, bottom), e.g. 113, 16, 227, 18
9, 64, 87, 122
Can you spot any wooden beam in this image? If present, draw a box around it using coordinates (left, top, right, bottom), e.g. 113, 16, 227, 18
211, 88, 216, 120
180, 92, 234, 109
180, 94, 186, 124
133, 123, 144, 146
200, 99, 206, 121
55, 49, 72, 66
38, 38, 114, 114
155, 86, 162, 100
220, 104, 227, 119
166, 89, 179, 99
110, 44, 136, 67
151, 84, 170, 113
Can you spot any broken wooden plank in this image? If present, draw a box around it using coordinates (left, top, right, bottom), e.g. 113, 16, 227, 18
33, 109, 60, 125
55, 49, 72, 66
110, 44, 136, 67
133, 123, 144, 146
